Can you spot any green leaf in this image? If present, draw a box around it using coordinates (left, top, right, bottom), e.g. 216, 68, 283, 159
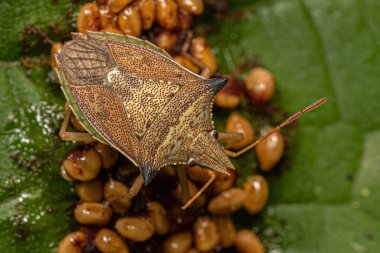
0, 61, 77, 252
0, 1, 80, 250
0, 0, 75, 61
205, 0, 380, 252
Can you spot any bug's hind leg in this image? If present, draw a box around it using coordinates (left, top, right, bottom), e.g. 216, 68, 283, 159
181, 170, 216, 210
180, 31, 211, 79
59, 103, 95, 142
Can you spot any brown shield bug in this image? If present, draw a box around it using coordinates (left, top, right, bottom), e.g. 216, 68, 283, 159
55, 31, 326, 209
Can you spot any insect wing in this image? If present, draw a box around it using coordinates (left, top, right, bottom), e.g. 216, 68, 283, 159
58, 34, 139, 165
69, 84, 139, 165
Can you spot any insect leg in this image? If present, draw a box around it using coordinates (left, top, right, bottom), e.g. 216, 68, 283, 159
181, 31, 211, 79
177, 165, 191, 203
181, 170, 216, 210
107, 173, 144, 204
224, 98, 328, 158
182, 52, 211, 79
218, 132, 244, 149
59, 106, 95, 142
59, 103, 95, 142
106, 174, 144, 204
126, 173, 144, 198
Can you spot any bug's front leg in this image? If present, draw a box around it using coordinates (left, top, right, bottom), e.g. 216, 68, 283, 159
181, 170, 216, 210
218, 132, 244, 150
59, 103, 96, 142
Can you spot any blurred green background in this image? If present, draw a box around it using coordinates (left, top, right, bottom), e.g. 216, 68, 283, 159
0, 0, 379, 252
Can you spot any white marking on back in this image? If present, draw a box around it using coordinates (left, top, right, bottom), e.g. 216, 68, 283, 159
107, 68, 121, 84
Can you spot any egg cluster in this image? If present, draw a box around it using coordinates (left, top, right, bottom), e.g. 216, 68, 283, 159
58, 140, 270, 253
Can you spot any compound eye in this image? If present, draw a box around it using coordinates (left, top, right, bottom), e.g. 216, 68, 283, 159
187, 157, 197, 167
211, 130, 219, 139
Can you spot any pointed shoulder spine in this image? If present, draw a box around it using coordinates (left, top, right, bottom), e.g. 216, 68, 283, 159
206, 77, 229, 94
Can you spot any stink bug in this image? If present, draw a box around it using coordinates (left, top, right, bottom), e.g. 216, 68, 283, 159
55, 31, 326, 209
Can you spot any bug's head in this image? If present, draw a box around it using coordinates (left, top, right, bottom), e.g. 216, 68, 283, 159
187, 130, 235, 174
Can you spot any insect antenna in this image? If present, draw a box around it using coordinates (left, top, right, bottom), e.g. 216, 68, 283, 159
224, 97, 327, 158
